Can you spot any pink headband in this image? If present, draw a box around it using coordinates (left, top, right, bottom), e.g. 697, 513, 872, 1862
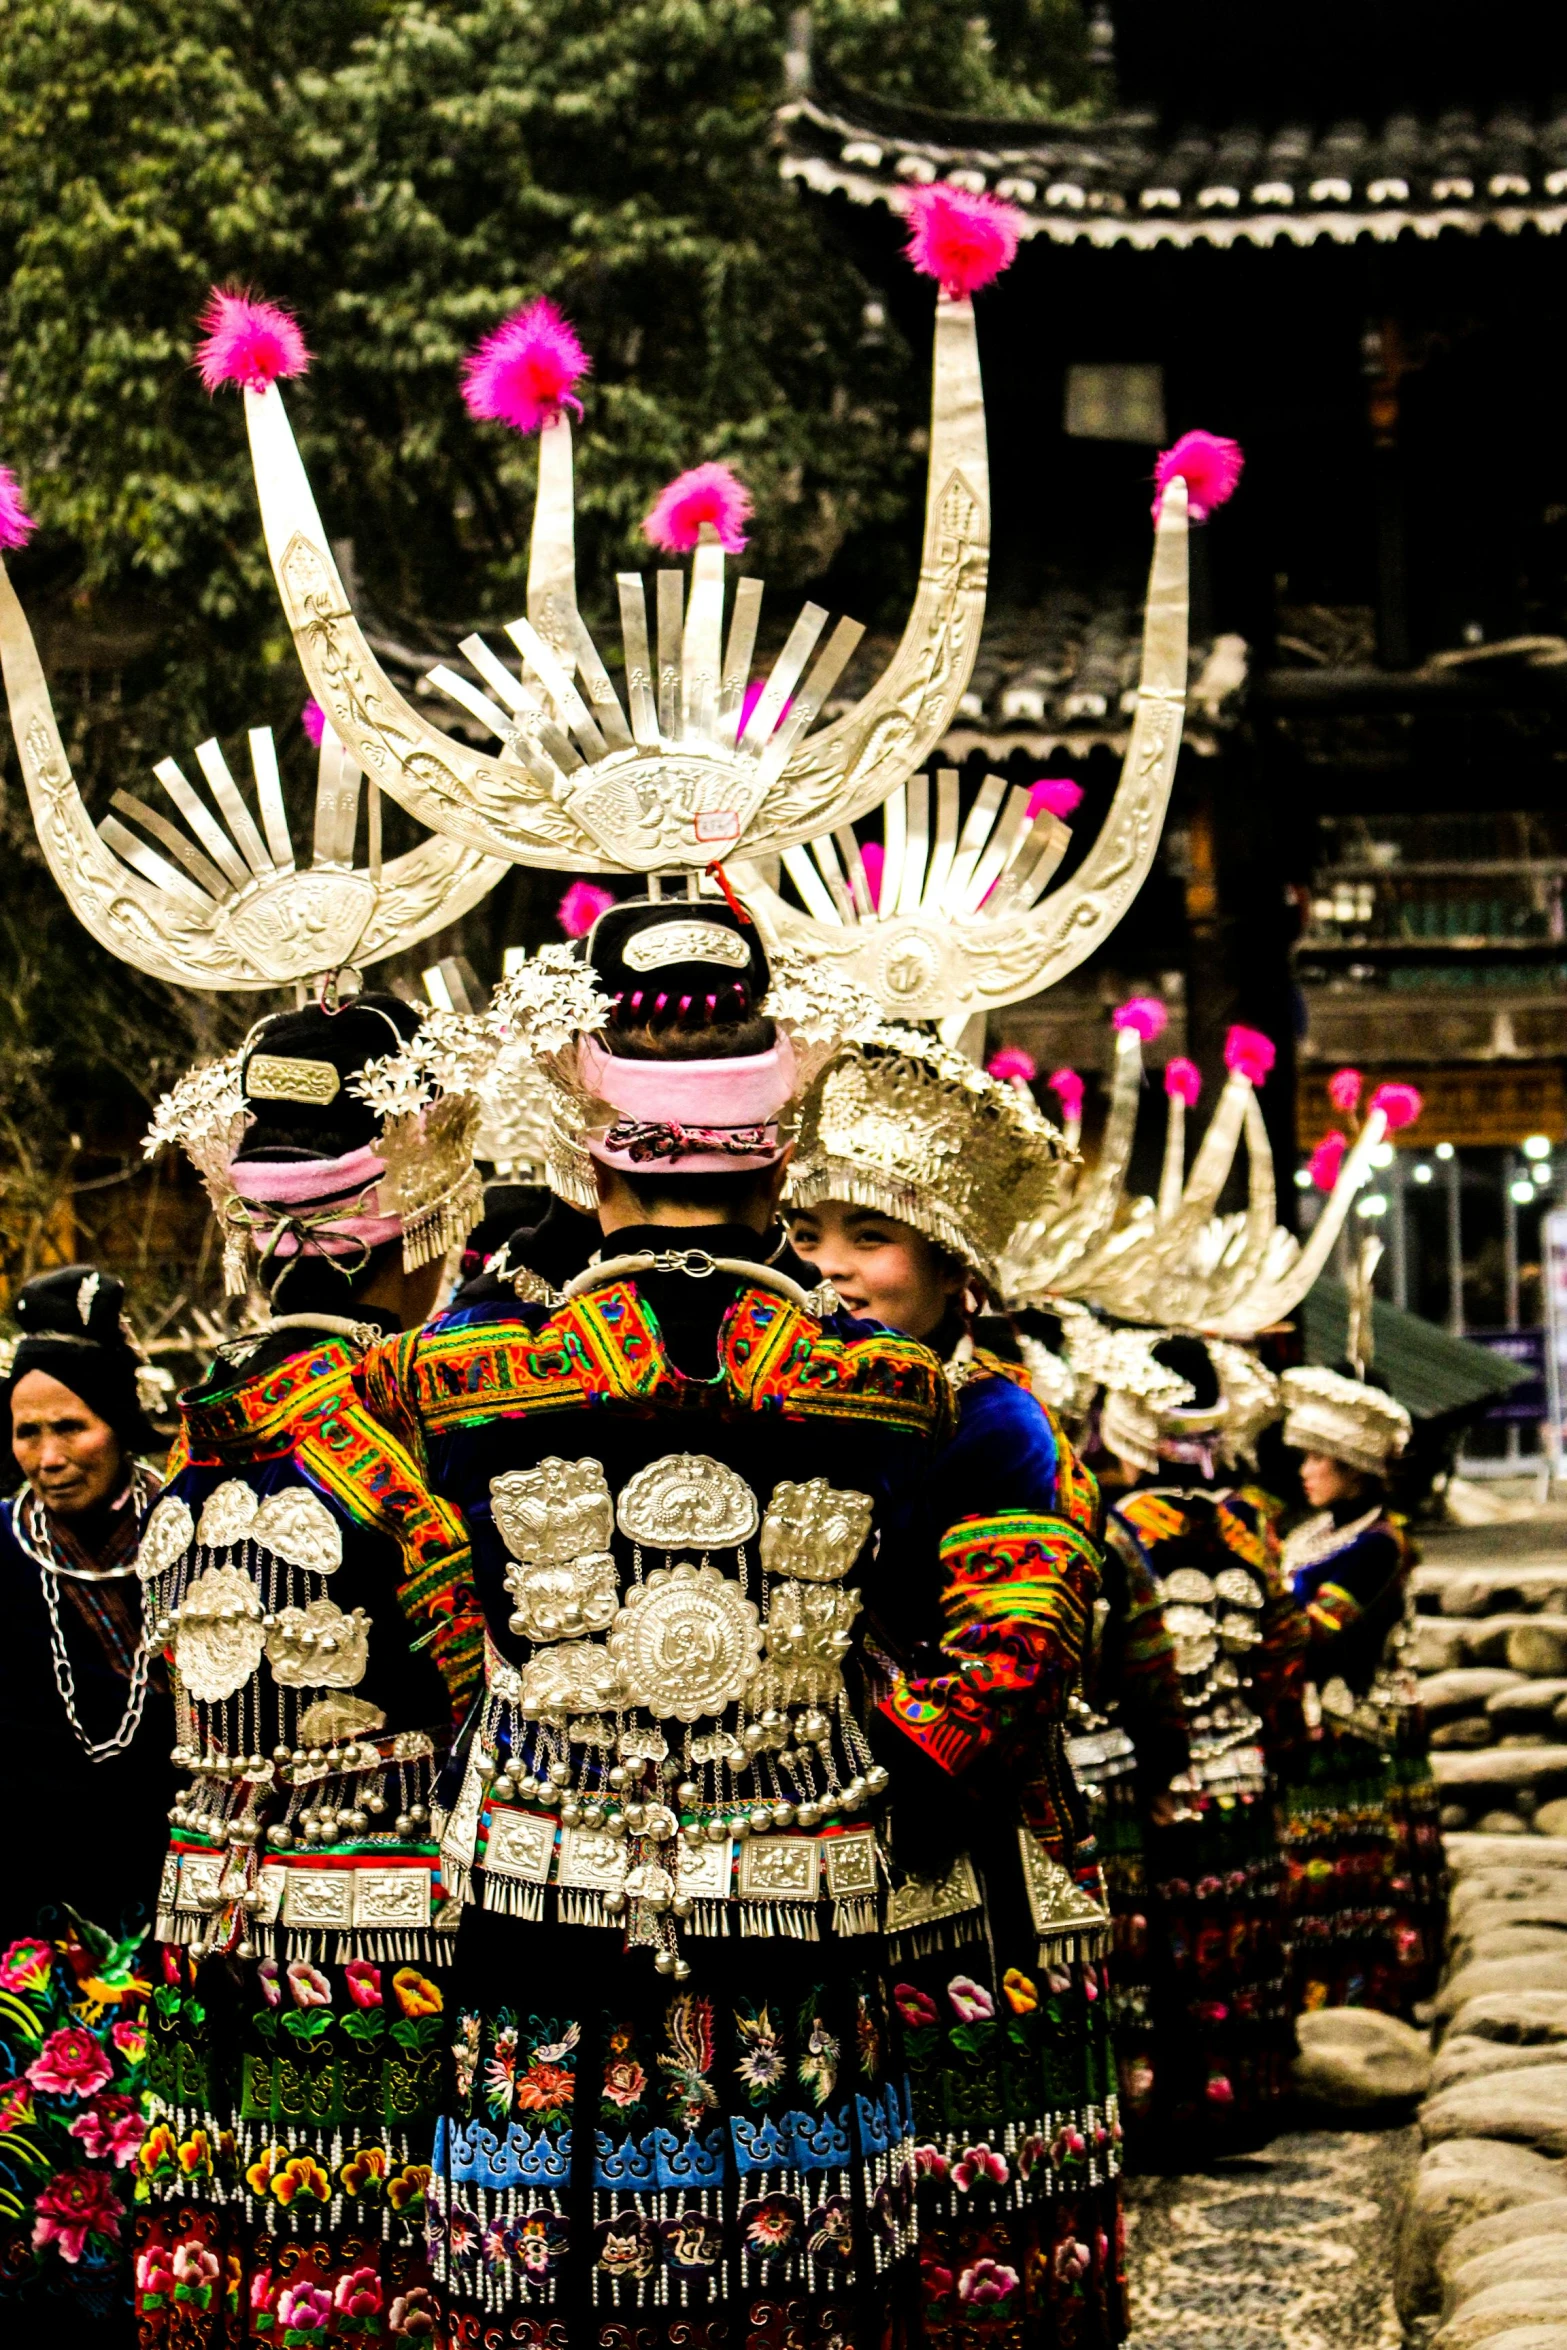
577, 1033, 796, 1174
229, 1143, 402, 1260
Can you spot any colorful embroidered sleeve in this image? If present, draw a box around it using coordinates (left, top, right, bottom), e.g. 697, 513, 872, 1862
290, 1381, 483, 1720
878, 1507, 1101, 1778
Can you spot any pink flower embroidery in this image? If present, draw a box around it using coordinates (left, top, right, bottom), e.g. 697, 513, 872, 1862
110, 2018, 147, 2064
136, 2244, 175, 2298
913, 2143, 950, 2179
31, 2167, 123, 2262
893, 1983, 939, 2029
173, 2242, 219, 2290
946, 1975, 994, 2023
27, 2026, 113, 2101
1205, 2071, 1236, 2106
68, 2094, 145, 2166
1053, 2237, 1092, 2283
334, 2265, 383, 2316
257, 1959, 282, 2009
344, 1961, 383, 2010
389, 2283, 441, 2337
959, 2257, 1021, 2305
951, 2144, 1008, 2192
286, 1960, 331, 2009
277, 2279, 334, 2331
0, 1937, 52, 1995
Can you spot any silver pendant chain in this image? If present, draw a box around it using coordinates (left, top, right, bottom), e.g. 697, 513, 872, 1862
13, 1471, 155, 1763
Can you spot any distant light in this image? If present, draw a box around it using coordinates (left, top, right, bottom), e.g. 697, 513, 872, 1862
1511, 1179, 1536, 1205
1435, 1142, 1455, 1161
1357, 1194, 1389, 1218
1412, 1163, 1433, 1184
1524, 1134, 1553, 1160
1369, 1142, 1395, 1170
1294, 1167, 1313, 1190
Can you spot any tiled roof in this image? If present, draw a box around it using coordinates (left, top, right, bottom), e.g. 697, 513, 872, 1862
779, 86, 1567, 250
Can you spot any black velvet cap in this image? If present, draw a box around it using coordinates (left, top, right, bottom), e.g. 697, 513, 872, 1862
585, 897, 771, 1031
235, 992, 421, 1161
3, 1264, 159, 1457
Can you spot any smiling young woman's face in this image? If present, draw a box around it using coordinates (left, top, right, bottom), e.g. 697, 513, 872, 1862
786, 1200, 963, 1339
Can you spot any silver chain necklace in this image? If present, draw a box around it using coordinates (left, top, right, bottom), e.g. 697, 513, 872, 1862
13, 1471, 155, 1763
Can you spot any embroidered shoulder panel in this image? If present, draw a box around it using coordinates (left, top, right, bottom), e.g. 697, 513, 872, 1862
731, 1291, 951, 1437
1116, 1491, 1188, 1548
968, 1346, 1034, 1393
388, 1281, 951, 1444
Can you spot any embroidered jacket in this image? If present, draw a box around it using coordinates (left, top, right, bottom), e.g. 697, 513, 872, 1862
354, 1268, 953, 1953
146, 1329, 474, 1963
1282, 1503, 1414, 1697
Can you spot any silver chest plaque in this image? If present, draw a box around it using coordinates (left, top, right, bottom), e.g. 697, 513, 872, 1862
493, 1457, 621, 1644
609, 1561, 763, 1723
265, 1598, 371, 1688
759, 1479, 873, 1583
175, 1566, 266, 1703
616, 1455, 758, 1551
492, 1457, 614, 1564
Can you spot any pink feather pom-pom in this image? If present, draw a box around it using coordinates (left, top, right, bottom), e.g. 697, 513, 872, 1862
1164, 1057, 1202, 1107
987, 1047, 1037, 1086
195, 289, 310, 395
1370, 1081, 1423, 1132
1027, 777, 1083, 821
902, 183, 1024, 299
1152, 430, 1244, 525
558, 880, 616, 939
461, 297, 590, 435
1048, 1068, 1085, 1121
1308, 1130, 1348, 1193
0, 466, 36, 553
643, 461, 752, 556
1326, 1067, 1363, 1114
1224, 1024, 1276, 1085
1113, 996, 1168, 1042
859, 841, 884, 910
301, 698, 326, 749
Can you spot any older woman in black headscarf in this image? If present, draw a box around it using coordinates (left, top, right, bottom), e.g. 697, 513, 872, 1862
0, 1269, 173, 2329
0, 1265, 173, 1942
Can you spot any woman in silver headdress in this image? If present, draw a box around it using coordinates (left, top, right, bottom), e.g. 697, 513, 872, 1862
1276, 1368, 1445, 2017
789, 1031, 1125, 2350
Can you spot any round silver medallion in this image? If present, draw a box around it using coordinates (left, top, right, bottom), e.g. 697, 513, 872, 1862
609, 1561, 763, 1723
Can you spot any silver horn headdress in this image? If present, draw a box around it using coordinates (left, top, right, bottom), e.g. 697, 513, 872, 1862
240, 298, 989, 876
734, 477, 1190, 1036
0, 559, 506, 990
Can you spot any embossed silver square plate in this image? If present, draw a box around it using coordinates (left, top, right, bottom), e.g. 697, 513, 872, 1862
736, 1834, 821, 1903
821, 1827, 878, 1900
484, 1807, 559, 1885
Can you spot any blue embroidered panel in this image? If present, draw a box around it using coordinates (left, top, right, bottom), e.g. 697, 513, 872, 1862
730, 2112, 793, 2176
441, 2116, 571, 2188
784, 2105, 852, 2170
